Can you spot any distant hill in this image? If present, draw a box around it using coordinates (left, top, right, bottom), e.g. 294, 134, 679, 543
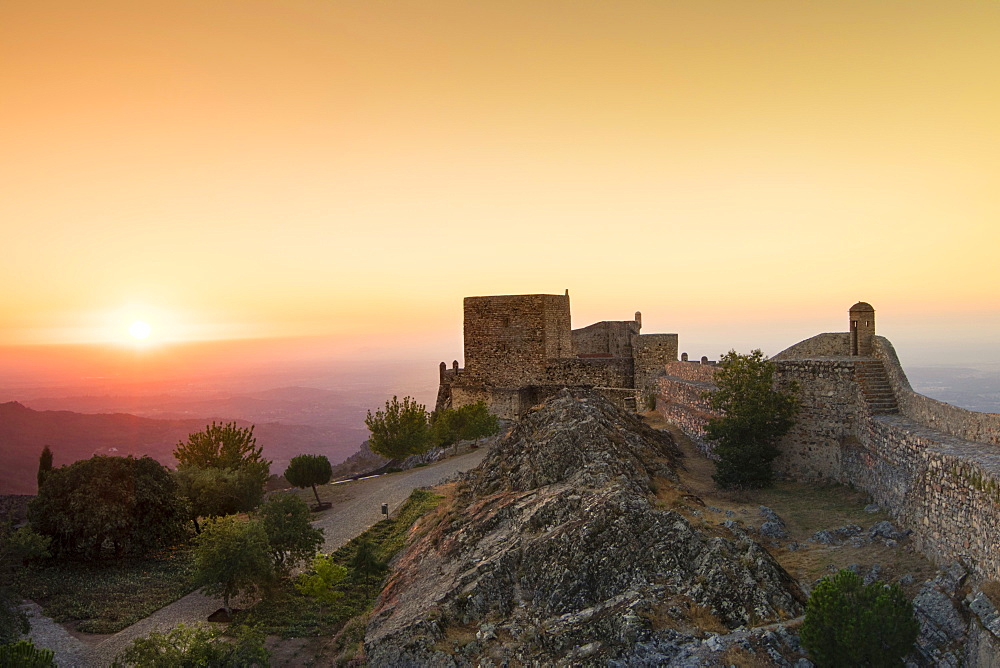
0, 401, 359, 495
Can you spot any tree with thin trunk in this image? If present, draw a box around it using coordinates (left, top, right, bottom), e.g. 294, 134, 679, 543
283, 455, 332, 507
192, 515, 272, 617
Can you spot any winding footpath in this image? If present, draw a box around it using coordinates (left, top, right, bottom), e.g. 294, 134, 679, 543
23, 447, 489, 667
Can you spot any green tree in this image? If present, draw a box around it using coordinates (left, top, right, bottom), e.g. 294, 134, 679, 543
801, 569, 918, 667
364, 396, 433, 459
348, 538, 386, 579
255, 494, 323, 577
28, 455, 188, 560
703, 349, 798, 489
192, 516, 273, 616
431, 401, 500, 448
113, 622, 269, 667
37, 446, 52, 491
173, 423, 271, 531
174, 422, 270, 474
173, 466, 266, 533
283, 455, 333, 507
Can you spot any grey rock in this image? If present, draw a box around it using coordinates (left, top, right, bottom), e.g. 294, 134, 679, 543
863, 563, 881, 585
725, 509, 735, 518
759, 505, 782, 524
968, 590, 1000, 638
899, 574, 914, 586
787, 542, 799, 552
864, 503, 881, 513
365, 389, 806, 666
869, 520, 901, 541
760, 521, 789, 539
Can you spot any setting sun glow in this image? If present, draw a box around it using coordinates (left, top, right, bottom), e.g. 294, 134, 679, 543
128, 321, 152, 340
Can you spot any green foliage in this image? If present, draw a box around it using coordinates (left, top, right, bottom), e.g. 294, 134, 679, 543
174, 422, 270, 473
28, 455, 188, 561
11, 545, 194, 634
348, 538, 386, 578
0, 519, 51, 642
295, 553, 348, 604
283, 454, 333, 506
431, 401, 500, 448
232, 487, 442, 638
173, 466, 266, 532
255, 494, 324, 576
801, 569, 919, 667
193, 516, 273, 615
365, 396, 433, 459
113, 622, 269, 667
37, 446, 52, 492
704, 349, 799, 489
0, 638, 54, 667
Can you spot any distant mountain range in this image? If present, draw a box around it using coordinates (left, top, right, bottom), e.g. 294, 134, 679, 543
0, 401, 360, 495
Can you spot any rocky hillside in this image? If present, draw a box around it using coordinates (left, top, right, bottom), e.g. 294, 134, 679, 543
365, 389, 806, 666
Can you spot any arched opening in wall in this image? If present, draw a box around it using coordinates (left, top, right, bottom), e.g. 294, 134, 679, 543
850, 320, 859, 356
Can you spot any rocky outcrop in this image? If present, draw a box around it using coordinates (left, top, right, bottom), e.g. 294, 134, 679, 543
365, 389, 806, 666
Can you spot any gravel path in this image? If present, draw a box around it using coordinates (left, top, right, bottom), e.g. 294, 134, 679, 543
24, 447, 489, 667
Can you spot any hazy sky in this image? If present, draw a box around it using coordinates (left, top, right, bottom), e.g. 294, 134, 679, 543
2, 1, 998, 370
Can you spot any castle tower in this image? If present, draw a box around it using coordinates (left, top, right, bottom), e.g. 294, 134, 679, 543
849, 302, 875, 356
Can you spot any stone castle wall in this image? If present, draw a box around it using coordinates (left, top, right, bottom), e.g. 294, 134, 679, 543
440, 293, 677, 420
655, 340, 1000, 581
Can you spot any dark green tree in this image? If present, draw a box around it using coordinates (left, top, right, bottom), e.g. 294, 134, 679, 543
172, 466, 266, 533
28, 455, 188, 560
283, 455, 333, 507
703, 349, 798, 489
801, 569, 918, 667
113, 622, 269, 667
173, 423, 271, 530
192, 516, 273, 617
174, 422, 270, 475
255, 494, 323, 577
348, 538, 386, 579
364, 396, 433, 460
431, 401, 500, 448
37, 446, 52, 491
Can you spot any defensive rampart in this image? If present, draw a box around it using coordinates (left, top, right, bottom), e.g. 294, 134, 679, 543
655, 312, 1000, 582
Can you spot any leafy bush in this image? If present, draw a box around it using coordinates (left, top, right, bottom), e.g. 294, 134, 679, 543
28, 455, 188, 561
113, 623, 268, 667
800, 569, 918, 667
0, 639, 54, 667
365, 396, 433, 459
193, 516, 273, 615
173, 466, 266, 533
295, 553, 348, 603
283, 455, 332, 507
256, 494, 323, 576
703, 349, 798, 489
431, 401, 500, 448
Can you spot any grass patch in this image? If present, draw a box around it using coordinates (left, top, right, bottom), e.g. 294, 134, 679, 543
13, 544, 195, 634
232, 487, 443, 639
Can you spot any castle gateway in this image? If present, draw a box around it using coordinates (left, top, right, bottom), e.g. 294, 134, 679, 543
436, 291, 678, 419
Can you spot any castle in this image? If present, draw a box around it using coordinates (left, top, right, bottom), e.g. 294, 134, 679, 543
435, 291, 678, 419
438, 294, 1000, 582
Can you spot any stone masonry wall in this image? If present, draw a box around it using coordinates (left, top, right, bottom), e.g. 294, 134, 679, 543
633, 334, 679, 403
462, 294, 571, 386
655, 341, 1000, 581
571, 320, 638, 357
875, 337, 1000, 446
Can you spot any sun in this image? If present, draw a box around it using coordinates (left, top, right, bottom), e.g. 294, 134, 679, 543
128, 320, 152, 340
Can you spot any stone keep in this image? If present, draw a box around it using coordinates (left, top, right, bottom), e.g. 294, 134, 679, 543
437, 291, 678, 419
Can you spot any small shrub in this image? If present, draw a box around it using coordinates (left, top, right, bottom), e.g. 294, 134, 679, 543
800, 569, 918, 667
0, 639, 54, 667
113, 623, 268, 667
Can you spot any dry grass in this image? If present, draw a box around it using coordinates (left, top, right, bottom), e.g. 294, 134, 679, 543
642, 415, 936, 593
718, 645, 778, 667
981, 580, 1000, 607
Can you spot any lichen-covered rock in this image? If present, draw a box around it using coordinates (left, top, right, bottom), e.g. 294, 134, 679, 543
365, 389, 806, 666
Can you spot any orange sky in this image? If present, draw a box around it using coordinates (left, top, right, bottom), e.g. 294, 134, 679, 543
2, 1, 998, 368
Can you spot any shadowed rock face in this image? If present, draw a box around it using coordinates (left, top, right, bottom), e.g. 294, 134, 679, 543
365, 389, 805, 667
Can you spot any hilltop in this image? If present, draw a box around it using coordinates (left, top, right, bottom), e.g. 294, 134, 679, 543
365, 390, 806, 665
